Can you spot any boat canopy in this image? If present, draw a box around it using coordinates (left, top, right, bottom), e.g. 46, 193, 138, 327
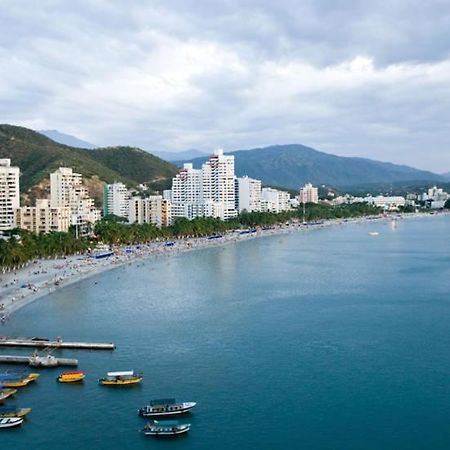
107, 371, 134, 377
150, 398, 176, 406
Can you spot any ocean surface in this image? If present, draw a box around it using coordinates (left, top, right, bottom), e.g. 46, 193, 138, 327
1, 216, 450, 450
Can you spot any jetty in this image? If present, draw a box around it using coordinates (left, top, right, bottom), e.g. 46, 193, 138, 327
0, 355, 78, 367
0, 337, 115, 350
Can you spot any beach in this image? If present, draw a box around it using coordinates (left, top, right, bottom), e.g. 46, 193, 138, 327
0, 212, 444, 319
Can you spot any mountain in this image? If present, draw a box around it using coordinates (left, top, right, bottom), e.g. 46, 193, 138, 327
441, 172, 450, 181
38, 129, 97, 149
178, 144, 443, 189
0, 125, 178, 195
153, 149, 207, 161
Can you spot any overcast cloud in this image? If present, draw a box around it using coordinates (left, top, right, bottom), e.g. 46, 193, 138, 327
1, 0, 450, 171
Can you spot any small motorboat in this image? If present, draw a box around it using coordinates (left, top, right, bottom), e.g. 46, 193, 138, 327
142, 420, 191, 436
368, 231, 380, 236
0, 373, 39, 388
0, 406, 31, 418
57, 371, 85, 383
0, 389, 17, 402
138, 399, 196, 417
0, 417, 24, 428
99, 371, 143, 386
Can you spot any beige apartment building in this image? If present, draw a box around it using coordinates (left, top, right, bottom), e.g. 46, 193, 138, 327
15, 199, 71, 234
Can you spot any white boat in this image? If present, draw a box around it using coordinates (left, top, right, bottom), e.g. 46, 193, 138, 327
368, 231, 380, 236
142, 420, 191, 436
138, 399, 196, 417
0, 417, 24, 428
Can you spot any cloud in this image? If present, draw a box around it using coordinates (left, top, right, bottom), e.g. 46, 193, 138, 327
0, 0, 450, 171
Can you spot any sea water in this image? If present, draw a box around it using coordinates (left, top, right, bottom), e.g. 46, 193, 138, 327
1, 216, 450, 449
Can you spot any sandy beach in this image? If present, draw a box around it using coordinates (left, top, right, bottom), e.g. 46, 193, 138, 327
0, 212, 445, 320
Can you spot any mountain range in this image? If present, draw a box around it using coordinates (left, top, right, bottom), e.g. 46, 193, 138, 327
1, 125, 447, 203
177, 144, 445, 189
39, 129, 97, 149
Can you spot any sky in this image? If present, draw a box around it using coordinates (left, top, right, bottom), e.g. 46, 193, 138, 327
1, 0, 450, 172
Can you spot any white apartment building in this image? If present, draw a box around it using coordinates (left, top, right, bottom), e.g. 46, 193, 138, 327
299, 183, 319, 204
261, 188, 291, 213
0, 159, 20, 231
128, 196, 171, 227
103, 182, 129, 218
366, 195, 406, 210
171, 163, 203, 219
236, 176, 261, 213
202, 149, 237, 220
15, 199, 71, 234
170, 150, 237, 221
50, 167, 100, 228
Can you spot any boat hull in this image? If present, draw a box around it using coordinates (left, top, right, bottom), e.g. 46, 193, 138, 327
0, 417, 24, 428
0, 408, 31, 418
143, 426, 190, 436
99, 377, 142, 386
0, 389, 17, 401
139, 405, 196, 417
58, 372, 85, 383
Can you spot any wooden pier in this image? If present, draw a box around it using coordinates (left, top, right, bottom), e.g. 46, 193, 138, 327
0, 337, 115, 350
0, 355, 78, 367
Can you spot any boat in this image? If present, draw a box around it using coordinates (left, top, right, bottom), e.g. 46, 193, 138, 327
99, 371, 143, 386
92, 243, 114, 259
57, 371, 85, 383
0, 406, 31, 418
0, 389, 17, 402
0, 417, 24, 428
0, 373, 40, 387
138, 399, 196, 417
141, 420, 191, 436
368, 231, 380, 236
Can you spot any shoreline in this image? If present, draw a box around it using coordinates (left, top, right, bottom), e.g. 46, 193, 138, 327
1, 211, 447, 319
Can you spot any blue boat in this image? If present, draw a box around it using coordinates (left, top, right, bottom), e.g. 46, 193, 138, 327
94, 251, 113, 259
207, 234, 223, 240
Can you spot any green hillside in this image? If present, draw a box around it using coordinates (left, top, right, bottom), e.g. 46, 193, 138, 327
0, 124, 177, 192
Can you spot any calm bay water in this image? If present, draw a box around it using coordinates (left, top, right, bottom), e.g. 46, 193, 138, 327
1, 216, 450, 449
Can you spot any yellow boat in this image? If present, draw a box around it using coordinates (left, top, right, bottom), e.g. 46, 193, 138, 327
0, 407, 32, 418
57, 371, 85, 383
0, 372, 40, 388
0, 389, 17, 401
99, 371, 143, 386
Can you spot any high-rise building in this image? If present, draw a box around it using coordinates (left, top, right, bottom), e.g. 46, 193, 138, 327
128, 196, 171, 227
236, 176, 261, 213
170, 151, 237, 221
202, 149, 237, 220
261, 188, 291, 213
0, 159, 20, 231
171, 163, 203, 219
15, 199, 71, 234
103, 182, 129, 218
50, 167, 100, 229
299, 183, 319, 204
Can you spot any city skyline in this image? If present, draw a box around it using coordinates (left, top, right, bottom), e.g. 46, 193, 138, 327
1, 1, 450, 172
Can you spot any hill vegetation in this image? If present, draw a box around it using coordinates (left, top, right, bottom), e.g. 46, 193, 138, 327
0, 125, 178, 195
